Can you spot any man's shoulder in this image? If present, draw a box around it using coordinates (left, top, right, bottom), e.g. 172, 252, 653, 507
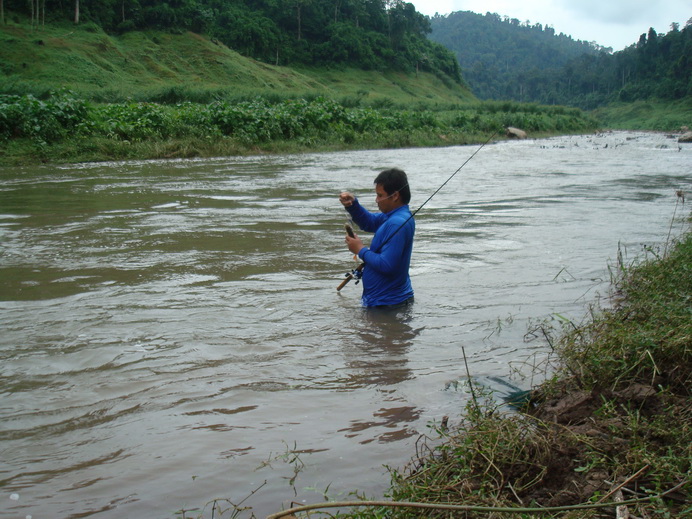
389, 204, 411, 216
382, 206, 414, 236
387, 205, 412, 223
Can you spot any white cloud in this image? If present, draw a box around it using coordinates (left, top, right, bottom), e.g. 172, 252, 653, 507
410, 0, 690, 51
556, 0, 672, 25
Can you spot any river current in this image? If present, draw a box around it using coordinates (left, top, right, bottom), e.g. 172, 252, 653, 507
1, 131, 690, 518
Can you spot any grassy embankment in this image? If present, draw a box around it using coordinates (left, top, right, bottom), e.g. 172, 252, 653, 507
0, 20, 600, 166
0, 21, 471, 103
593, 99, 692, 133
263, 205, 691, 519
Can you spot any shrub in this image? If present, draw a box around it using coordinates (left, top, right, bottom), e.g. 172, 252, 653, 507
0, 91, 88, 143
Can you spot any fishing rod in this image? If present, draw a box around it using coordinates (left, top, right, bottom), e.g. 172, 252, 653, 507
337, 130, 498, 291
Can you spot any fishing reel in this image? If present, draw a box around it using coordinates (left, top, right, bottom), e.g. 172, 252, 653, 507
344, 265, 363, 285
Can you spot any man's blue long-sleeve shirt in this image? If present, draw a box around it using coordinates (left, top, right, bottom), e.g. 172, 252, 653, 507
346, 198, 414, 307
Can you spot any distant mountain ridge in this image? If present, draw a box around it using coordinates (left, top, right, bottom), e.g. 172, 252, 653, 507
429, 11, 692, 109
429, 11, 604, 102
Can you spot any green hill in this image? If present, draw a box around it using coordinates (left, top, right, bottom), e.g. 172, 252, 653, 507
429, 11, 691, 110
0, 21, 474, 104
429, 11, 603, 102
0, 19, 603, 167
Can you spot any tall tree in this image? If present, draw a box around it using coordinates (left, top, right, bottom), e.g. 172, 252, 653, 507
332, 0, 341, 23
75, 0, 79, 24
28, 0, 35, 28
292, 0, 313, 40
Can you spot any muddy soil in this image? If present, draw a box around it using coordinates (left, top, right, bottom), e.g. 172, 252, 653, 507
516, 382, 690, 514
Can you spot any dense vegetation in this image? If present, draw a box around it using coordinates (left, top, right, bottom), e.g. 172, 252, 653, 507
430, 11, 692, 109
0, 0, 462, 83
429, 11, 603, 102
0, 20, 473, 104
592, 98, 692, 132
0, 90, 600, 165
2, 14, 548, 167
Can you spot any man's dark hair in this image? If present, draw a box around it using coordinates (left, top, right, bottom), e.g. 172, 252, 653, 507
374, 168, 411, 204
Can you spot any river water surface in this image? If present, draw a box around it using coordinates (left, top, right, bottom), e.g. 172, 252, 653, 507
1, 132, 690, 518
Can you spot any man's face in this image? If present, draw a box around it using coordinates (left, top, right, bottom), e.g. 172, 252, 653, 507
375, 184, 399, 213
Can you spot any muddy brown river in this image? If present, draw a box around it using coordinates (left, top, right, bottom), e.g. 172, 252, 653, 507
1, 131, 690, 518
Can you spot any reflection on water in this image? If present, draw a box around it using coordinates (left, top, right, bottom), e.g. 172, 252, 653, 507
340, 306, 424, 443
1, 132, 690, 518
344, 305, 422, 387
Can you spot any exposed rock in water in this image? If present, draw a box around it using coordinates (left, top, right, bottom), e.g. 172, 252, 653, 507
506, 126, 527, 139
678, 131, 692, 143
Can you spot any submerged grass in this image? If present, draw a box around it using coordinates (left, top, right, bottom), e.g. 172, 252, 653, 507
264, 208, 691, 519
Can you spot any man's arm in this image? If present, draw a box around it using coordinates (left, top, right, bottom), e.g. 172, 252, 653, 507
344, 198, 386, 233
357, 220, 410, 275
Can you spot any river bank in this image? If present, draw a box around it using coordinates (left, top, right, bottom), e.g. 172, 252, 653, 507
0, 91, 598, 167
268, 209, 691, 519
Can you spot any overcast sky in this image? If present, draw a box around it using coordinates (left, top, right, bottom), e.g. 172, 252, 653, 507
410, 0, 690, 51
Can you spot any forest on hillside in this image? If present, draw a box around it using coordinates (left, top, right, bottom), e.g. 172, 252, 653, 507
0, 0, 462, 84
2, 2, 689, 111
430, 11, 692, 109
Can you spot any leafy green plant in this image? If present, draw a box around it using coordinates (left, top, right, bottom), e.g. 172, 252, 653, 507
0, 91, 88, 143
91, 102, 175, 141
0, 90, 602, 166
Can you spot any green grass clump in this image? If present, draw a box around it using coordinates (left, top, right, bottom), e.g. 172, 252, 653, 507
0, 91, 89, 142
555, 230, 692, 395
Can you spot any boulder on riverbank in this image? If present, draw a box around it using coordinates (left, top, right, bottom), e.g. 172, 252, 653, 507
678, 131, 692, 143
506, 126, 527, 139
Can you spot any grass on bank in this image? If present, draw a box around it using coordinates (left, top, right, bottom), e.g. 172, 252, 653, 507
0, 20, 473, 105
263, 206, 691, 519
592, 99, 692, 133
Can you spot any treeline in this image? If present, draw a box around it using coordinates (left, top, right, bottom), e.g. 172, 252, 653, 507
430, 11, 692, 109
0, 0, 462, 83
430, 11, 603, 102
567, 26, 692, 108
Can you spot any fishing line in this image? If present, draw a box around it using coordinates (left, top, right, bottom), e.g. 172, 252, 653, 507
374, 130, 498, 251
414, 132, 497, 217
338, 131, 497, 290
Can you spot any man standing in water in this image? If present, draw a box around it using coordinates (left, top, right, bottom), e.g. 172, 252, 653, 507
339, 168, 415, 308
